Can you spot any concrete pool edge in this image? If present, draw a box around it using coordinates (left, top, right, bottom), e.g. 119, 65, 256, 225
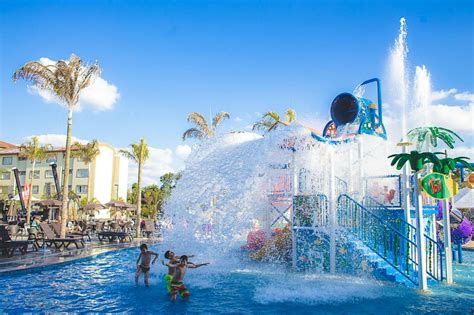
0, 238, 162, 274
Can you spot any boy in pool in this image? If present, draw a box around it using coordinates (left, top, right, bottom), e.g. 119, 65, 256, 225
135, 244, 159, 287
164, 255, 209, 301
163, 250, 195, 293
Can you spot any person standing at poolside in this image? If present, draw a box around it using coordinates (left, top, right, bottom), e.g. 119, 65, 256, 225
135, 244, 159, 287
164, 255, 209, 301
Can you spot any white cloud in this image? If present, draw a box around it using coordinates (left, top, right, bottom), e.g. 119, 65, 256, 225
234, 116, 243, 122
431, 88, 457, 101
454, 91, 474, 103
175, 145, 192, 160
127, 145, 190, 187
26, 57, 120, 112
451, 146, 474, 160
26, 134, 88, 147
410, 103, 474, 133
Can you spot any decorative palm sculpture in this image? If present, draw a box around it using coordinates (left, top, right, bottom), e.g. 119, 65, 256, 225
433, 157, 473, 175
388, 150, 442, 173
407, 127, 463, 150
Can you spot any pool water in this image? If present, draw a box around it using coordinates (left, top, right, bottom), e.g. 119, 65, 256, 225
1, 244, 473, 314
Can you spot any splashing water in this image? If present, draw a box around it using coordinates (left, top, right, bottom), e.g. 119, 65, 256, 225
388, 17, 409, 142
413, 65, 432, 127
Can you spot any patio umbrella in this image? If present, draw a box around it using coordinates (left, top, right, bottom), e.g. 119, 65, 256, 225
81, 203, 106, 211
35, 199, 63, 207
105, 201, 134, 209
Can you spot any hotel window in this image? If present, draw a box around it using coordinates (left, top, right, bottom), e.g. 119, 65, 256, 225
32, 185, 39, 194
29, 170, 40, 179
0, 172, 10, 180
44, 183, 52, 197
19, 171, 26, 176
18, 156, 27, 161
61, 169, 73, 176
45, 170, 53, 178
76, 169, 89, 178
0, 186, 10, 194
76, 185, 88, 194
2, 157, 12, 165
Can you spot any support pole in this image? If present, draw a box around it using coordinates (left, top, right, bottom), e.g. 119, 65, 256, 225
291, 152, 297, 270
414, 171, 428, 290
401, 144, 411, 222
443, 198, 453, 283
329, 147, 336, 274
358, 138, 365, 200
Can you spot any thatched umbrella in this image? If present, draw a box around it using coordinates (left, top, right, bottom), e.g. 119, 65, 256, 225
81, 203, 106, 211
35, 199, 63, 207
105, 201, 134, 209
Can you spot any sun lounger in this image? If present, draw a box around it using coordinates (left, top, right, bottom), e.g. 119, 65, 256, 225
97, 231, 133, 243
39, 222, 85, 249
51, 222, 91, 242
143, 220, 155, 238
0, 225, 31, 257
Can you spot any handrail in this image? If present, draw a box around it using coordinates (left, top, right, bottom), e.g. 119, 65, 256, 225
338, 194, 419, 285
363, 196, 444, 282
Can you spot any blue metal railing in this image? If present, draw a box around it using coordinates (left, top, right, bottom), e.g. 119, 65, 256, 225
363, 196, 444, 282
338, 194, 419, 285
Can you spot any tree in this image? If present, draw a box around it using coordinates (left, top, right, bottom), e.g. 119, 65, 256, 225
407, 127, 463, 150
120, 138, 149, 237
253, 108, 296, 132
72, 140, 100, 200
13, 54, 101, 237
182, 112, 230, 140
18, 136, 53, 224
160, 172, 182, 196
141, 185, 162, 219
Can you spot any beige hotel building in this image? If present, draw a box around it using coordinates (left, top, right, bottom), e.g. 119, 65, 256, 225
0, 140, 128, 205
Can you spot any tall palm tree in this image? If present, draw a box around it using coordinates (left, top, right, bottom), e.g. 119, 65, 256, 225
19, 136, 53, 224
253, 108, 296, 132
72, 140, 100, 201
407, 126, 463, 150
13, 54, 101, 237
182, 112, 230, 140
120, 138, 149, 237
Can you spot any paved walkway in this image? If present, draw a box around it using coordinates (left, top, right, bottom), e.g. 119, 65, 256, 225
0, 238, 161, 273
462, 240, 474, 251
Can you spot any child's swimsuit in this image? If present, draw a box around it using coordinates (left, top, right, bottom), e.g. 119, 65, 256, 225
170, 281, 190, 297
140, 265, 150, 273
165, 274, 173, 293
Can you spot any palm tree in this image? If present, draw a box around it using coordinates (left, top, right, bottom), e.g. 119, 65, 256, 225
407, 127, 463, 150
13, 54, 101, 237
120, 138, 149, 237
182, 112, 230, 140
253, 108, 296, 132
19, 136, 53, 224
72, 140, 100, 201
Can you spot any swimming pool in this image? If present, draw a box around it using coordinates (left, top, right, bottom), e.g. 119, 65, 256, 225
1, 244, 473, 314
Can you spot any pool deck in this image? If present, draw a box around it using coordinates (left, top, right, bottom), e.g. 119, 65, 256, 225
0, 237, 161, 274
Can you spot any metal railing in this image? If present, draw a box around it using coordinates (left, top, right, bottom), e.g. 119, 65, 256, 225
338, 194, 419, 285
363, 196, 444, 282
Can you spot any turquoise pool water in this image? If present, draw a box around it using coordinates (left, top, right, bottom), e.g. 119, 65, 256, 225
1, 244, 473, 314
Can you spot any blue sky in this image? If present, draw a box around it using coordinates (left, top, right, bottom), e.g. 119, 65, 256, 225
0, 0, 473, 183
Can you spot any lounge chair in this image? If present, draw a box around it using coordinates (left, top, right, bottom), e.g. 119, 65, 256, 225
97, 230, 133, 243
0, 225, 31, 257
51, 222, 91, 242
143, 220, 155, 238
39, 222, 85, 249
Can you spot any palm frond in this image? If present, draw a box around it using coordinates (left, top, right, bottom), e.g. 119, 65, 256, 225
182, 128, 205, 140
187, 112, 210, 136
285, 108, 296, 123
212, 112, 230, 129
252, 120, 274, 132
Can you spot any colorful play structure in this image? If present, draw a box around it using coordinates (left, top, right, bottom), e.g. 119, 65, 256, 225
242, 78, 473, 290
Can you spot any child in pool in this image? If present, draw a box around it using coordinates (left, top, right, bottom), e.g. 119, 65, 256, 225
135, 244, 159, 287
164, 255, 209, 301
162, 250, 195, 293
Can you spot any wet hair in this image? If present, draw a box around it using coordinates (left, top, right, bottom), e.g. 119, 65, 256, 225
140, 244, 148, 251
164, 250, 172, 259
180, 255, 188, 263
